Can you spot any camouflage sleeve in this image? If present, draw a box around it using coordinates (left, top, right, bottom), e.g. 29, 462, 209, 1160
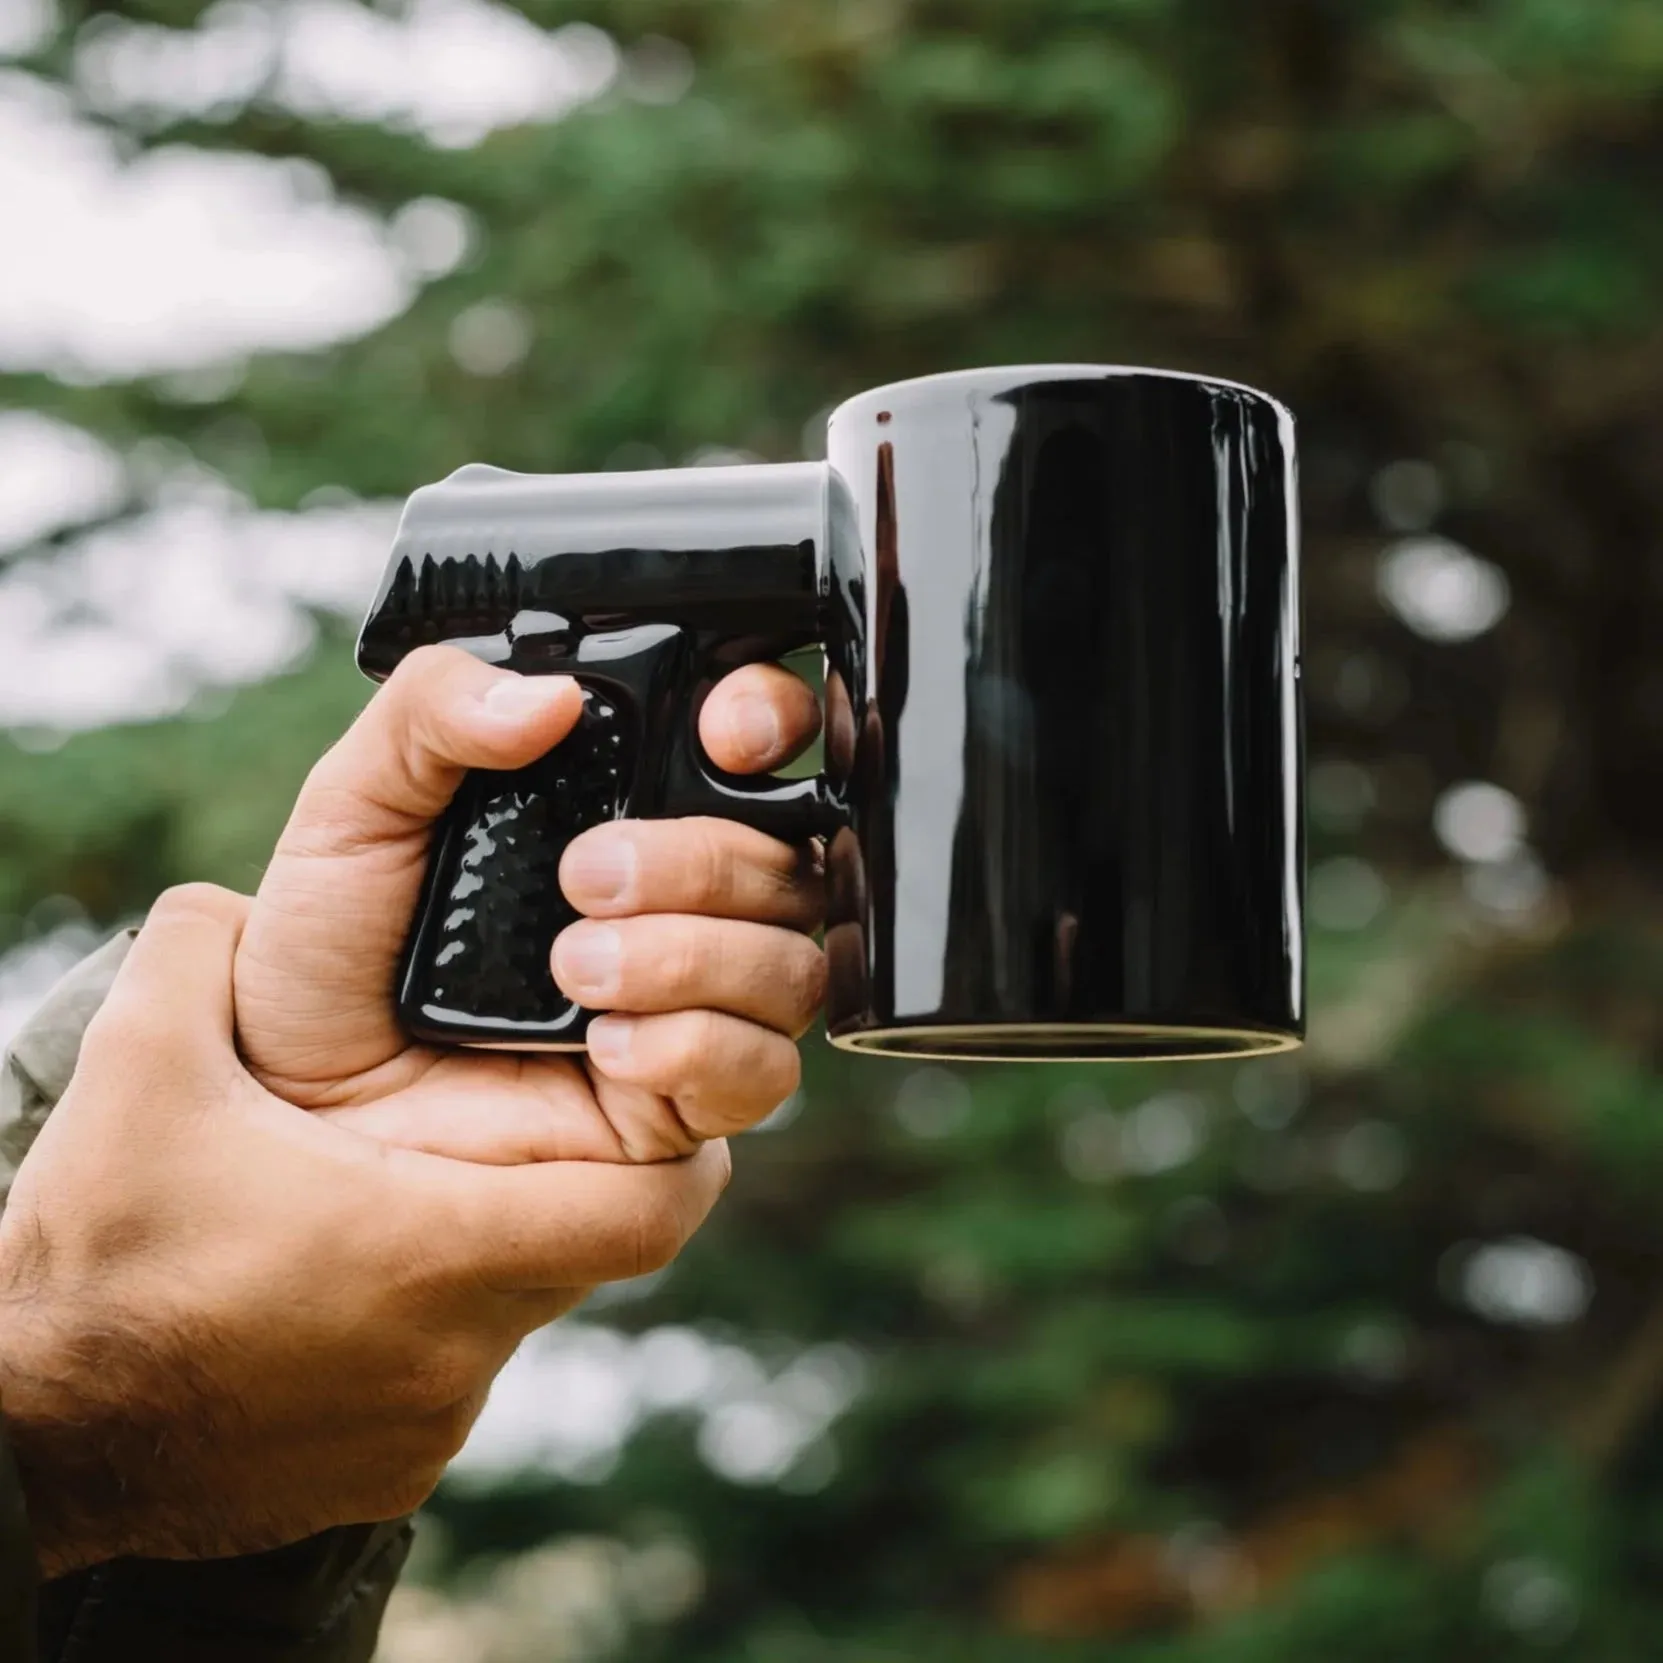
0, 930, 137, 1209
0, 931, 413, 1663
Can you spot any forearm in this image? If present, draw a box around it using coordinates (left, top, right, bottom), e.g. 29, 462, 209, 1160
3, 927, 415, 1661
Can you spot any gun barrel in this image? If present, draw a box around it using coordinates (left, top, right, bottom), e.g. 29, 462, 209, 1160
357, 461, 828, 679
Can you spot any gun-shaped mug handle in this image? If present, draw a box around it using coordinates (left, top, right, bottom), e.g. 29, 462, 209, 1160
356, 461, 841, 1050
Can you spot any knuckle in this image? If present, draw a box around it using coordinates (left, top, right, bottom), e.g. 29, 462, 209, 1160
770, 1040, 804, 1103
278, 773, 385, 858
664, 1016, 797, 1137
628, 1194, 689, 1278
389, 642, 464, 691
767, 860, 811, 919
377, 645, 478, 782
660, 920, 711, 997
673, 1008, 731, 1074
726, 1036, 800, 1126
787, 852, 829, 928
77, 992, 151, 1060
682, 820, 736, 910
147, 882, 245, 928
622, 1112, 700, 1164
782, 939, 828, 1028
393, 705, 437, 798
79, 990, 199, 1079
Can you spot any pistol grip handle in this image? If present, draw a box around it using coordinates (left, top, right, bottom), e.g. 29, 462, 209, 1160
396, 687, 634, 1049
397, 648, 834, 1052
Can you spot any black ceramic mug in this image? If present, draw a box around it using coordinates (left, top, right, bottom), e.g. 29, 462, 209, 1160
357, 365, 1304, 1061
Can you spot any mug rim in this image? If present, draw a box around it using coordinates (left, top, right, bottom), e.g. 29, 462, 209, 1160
830, 363, 1294, 427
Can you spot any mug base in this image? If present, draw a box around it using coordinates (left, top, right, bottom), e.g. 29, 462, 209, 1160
827, 1021, 1301, 1063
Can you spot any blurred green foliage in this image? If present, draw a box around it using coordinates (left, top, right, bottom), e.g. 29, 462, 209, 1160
5, 0, 1663, 1657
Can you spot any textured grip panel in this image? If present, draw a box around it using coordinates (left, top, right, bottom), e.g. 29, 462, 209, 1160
398, 690, 635, 1046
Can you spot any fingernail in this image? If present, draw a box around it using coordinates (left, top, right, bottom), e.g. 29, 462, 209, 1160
479, 674, 574, 723
586, 1016, 635, 1070
726, 694, 781, 764
552, 924, 621, 1000
563, 832, 638, 908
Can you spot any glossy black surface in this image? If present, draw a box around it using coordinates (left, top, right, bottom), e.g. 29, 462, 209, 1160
358, 461, 832, 1047
821, 367, 1303, 1058
360, 366, 1302, 1059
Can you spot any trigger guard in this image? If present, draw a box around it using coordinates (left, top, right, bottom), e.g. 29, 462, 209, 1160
660, 652, 837, 841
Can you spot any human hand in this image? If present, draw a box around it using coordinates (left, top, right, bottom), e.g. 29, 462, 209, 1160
0, 886, 729, 1576
233, 645, 826, 1163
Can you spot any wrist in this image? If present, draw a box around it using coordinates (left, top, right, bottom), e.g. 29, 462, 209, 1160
0, 1326, 128, 1578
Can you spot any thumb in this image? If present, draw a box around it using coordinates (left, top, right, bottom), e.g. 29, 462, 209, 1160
238, 646, 582, 1093
288, 644, 583, 848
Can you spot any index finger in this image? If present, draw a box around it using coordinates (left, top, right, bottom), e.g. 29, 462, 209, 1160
699, 662, 821, 774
